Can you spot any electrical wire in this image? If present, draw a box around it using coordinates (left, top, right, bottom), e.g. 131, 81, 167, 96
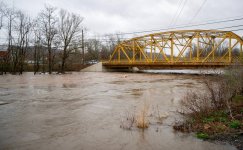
169, 0, 184, 27
86, 16, 243, 38
215, 24, 243, 30
172, 0, 188, 26
189, 0, 207, 23
86, 25, 243, 41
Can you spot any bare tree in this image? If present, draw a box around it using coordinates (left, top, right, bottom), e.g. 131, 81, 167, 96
0, 1, 7, 30
14, 11, 32, 74
106, 34, 121, 59
39, 5, 57, 74
58, 9, 83, 73
0, 2, 7, 74
85, 39, 101, 61
5, 5, 17, 73
84, 33, 122, 63
33, 20, 43, 74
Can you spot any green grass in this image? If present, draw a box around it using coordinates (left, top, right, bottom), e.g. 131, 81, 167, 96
218, 117, 228, 123
196, 132, 209, 140
202, 110, 229, 123
232, 95, 243, 104
202, 117, 215, 123
229, 120, 241, 129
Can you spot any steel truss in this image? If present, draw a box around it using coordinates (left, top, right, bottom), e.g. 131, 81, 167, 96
105, 30, 243, 67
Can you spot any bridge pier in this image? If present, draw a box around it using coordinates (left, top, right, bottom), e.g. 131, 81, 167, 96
128, 67, 140, 72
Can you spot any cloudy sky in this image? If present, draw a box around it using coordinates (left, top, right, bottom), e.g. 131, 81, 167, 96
2, 0, 243, 39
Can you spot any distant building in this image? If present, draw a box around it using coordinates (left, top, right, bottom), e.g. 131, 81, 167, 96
0, 45, 8, 51
0, 51, 7, 59
0, 45, 8, 60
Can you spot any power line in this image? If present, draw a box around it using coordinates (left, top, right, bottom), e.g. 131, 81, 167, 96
86, 16, 243, 38
172, 0, 188, 26
102, 15, 243, 38
86, 25, 243, 41
189, 0, 207, 23
169, 0, 184, 27
188, 14, 243, 25
230, 29, 243, 32
215, 24, 243, 30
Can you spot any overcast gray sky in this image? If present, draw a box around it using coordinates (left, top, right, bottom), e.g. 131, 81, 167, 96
2, 0, 243, 38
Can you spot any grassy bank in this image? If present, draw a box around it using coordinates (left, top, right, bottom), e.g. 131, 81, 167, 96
174, 95, 243, 134
173, 67, 243, 149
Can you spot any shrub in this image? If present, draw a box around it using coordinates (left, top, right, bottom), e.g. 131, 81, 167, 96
229, 120, 241, 129
120, 102, 150, 130
136, 102, 149, 129
180, 66, 243, 119
120, 110, 135, 130
180, 90, 212, 117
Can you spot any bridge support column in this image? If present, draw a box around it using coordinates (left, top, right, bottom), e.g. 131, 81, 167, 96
189, 39, 192, 61
129, 67, 139, 72
212, 37, 215, 61
133, 41, 135, 62
171, 38, 174, 63
150, 36, 153, 62
118, 48, 120, 63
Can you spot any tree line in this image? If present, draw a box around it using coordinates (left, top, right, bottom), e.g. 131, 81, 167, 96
0, 1, 120, 74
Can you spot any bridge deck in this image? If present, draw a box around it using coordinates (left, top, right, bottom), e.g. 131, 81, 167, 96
102, 61, 239, 69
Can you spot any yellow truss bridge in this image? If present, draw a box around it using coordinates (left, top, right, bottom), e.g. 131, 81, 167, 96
103, 30, 243, 69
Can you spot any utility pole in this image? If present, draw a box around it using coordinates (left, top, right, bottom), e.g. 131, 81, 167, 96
82, 29, 84, 65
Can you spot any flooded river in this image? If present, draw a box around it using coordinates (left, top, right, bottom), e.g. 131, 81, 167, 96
0, 72, 236, 150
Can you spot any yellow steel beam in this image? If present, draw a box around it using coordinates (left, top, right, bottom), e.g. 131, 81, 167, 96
202, 35, 227, 62
108, 30, 243, 66
118, 47, 120, 62
150, 36, 153, 61
199, 35, 214, 56
197, 33, 200, 61
171, 38, 174, 63
153, 37, 170, 62
189, 39, 192, 60
212, 38, 215, 60
109, 46, 118, 61
121, 47, 131, 62
175, 37, 194, 62
133, 41, 135, 62
219, 40, 239, 62
135, 41, 150, 62
172, 33, 186, 58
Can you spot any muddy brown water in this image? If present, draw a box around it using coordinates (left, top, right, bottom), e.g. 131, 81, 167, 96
0, 72, 236, 150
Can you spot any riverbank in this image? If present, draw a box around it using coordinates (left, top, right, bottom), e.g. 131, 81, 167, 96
173, 94, 243, 150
